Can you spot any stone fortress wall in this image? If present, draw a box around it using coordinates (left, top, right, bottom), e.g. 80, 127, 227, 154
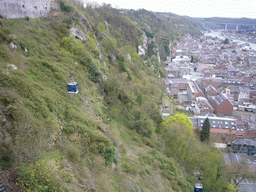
0, 0, 59, 18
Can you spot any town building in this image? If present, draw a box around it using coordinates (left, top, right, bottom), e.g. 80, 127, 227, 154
250, 90, 256, 104
194, 100, 214, 115
238, 87, 251, 102
204, 84, 218, 98
210, 93, 233, 116
165, 78, 189, 98
190, 115, 237, 136
226, 86, 239, 101
236, 120, 245, 138
232, 138, 256, 154
187, 81, 204, 103
166, 65, 181, 78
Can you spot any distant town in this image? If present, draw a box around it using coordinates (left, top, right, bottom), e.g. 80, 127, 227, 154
164, 30, 256, 144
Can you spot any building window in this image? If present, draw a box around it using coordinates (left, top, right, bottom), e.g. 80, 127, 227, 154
237, 129, 240, 131
231, 122, 234, 125
225, 122, 228, 124
241, 129, 244, 132
201, 120, 204, 123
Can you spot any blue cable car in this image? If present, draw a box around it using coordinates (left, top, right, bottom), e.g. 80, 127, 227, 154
194, 180, 203, 192
67, 71, 78, 94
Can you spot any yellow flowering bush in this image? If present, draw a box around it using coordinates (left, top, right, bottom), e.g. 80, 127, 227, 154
17, 160, 61, 192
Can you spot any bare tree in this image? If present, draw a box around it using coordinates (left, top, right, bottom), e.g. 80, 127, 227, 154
223, 159, 256, 185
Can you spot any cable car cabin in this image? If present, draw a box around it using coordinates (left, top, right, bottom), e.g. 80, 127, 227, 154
194, 181, 203, 192
67, 82, 78, 94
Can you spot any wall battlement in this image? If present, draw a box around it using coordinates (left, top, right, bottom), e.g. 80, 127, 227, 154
0, 0, 59, 18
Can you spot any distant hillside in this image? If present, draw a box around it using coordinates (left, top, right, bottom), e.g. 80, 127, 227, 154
0, 1, 235, 191
125, 9, 201, 60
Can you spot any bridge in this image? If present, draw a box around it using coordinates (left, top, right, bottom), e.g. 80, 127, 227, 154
213, 22, 256, 31
201, 18, 256, 31
219, 23, 256, 31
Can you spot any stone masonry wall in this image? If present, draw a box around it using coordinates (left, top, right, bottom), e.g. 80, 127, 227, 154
0, 0, 59, 18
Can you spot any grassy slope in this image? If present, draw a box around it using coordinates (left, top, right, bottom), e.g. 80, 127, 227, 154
0, 1, 233, 191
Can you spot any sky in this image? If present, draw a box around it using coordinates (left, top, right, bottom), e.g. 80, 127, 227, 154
82, 0, 256, 19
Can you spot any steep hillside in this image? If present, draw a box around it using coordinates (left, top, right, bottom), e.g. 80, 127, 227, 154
0, 1, 234, 191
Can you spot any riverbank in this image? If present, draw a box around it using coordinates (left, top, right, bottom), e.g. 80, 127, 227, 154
204, 31, 256, 50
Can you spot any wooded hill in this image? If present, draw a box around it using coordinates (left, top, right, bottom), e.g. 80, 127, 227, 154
0, 0, 237, 191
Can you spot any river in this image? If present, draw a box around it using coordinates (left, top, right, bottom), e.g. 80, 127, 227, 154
204, 31, 256, 51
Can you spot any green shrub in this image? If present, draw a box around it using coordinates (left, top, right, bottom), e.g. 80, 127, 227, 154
102, 36, 116, 54
136, 92, 143, 106
139, 155, 154, 165
131, 114, 154, 138
83, 130, 111, 149
0, 144, 12, 170
74, 47, 92, 65
89, 143, 100, 154
97, 22, 107, 33
121, 162, 138, 174
147, 40, 157, 57
27, 70, 38, 82
59, 36, 74, 52
104, 145, 117, 165
86, 137, 107, 155
76, 123, 88, 133
64, 120, 76, 134
61, 171, 73, 183
18, 160, 61, 191
144, 30, 154, 38
108, 108, 120, 119
60, 1, 73, 13
0, 45, 11, 62
3, 28, 10, 35
51, 21, 70, 38
88, 60, 101, 82
0, 30, 7, 43
67, 144, 81, 162
87, 37, 99, 57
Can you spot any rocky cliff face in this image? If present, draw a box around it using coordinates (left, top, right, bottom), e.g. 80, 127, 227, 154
138, 32, 147, 55
0, 0, 58, 18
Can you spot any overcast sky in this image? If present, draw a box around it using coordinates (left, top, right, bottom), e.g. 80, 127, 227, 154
83, 0, 256, 19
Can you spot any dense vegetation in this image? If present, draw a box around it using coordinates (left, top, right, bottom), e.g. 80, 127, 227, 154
0, 0, 236, 191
